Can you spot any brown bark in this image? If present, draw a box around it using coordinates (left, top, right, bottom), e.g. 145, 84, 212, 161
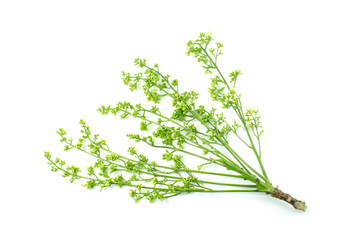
271, 188, 307, 211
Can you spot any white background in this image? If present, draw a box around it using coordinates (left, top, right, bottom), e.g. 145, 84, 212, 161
1, 0, 362, 239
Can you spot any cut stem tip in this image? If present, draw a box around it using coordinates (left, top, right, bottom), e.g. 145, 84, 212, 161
271, 188, 307, 211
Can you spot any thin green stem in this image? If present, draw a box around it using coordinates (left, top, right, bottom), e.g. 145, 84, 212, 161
65, 139, 247, 181
47, 158, 99, 182
199, 44, 270, 183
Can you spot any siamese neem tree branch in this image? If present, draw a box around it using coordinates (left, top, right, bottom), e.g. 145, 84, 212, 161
45, 33, 306, 211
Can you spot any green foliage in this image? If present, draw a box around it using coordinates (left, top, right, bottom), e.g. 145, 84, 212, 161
46, 33, 277, 204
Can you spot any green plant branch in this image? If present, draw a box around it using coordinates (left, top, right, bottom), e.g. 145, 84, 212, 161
46, 32, 306, 211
